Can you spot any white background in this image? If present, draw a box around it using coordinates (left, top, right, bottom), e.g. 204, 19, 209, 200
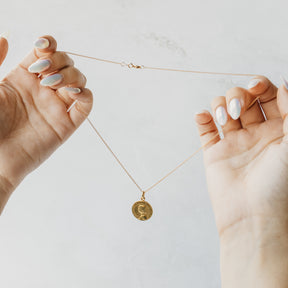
0, 0, 287, 287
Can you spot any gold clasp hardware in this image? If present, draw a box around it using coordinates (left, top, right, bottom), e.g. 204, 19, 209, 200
141, 191, 146, 201
120, 62, 144, 69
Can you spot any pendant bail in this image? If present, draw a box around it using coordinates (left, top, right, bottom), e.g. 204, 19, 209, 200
141, 191, 146, 201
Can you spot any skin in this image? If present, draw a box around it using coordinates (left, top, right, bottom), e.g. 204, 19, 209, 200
0, 36, 8, 66
195, 76, 288, 287
0, 35, 93, 213
0, 35, 287, 287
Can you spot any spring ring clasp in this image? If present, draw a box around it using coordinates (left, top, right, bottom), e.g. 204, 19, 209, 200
121, 62, 144, 69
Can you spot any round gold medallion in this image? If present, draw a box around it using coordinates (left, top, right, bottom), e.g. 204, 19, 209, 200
132, 200, 153, 221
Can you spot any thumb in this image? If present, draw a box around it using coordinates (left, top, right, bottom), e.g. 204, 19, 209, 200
277, 76, 288, 141
0, 33, 8, 66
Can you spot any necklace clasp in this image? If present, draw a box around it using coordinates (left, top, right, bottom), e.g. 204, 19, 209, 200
121, 62, 144, 69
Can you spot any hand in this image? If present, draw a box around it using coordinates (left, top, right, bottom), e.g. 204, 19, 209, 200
0, 35, 93, 213
0, 34, 8, 66
195, 76, 288, 287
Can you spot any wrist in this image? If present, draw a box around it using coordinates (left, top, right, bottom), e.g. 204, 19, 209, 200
220, 215, 288, 288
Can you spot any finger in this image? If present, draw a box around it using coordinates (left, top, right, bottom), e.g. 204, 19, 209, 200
27, 51, 74, 75
56, 85, 90, 110
226, 87, 265, 128
21, 35, 58, 69
277, 77, 288, 142
211, 96, 241, 135
34, 35, 57, 54
40, 67, 87, 90
247, 76, 280, 120
0, 35, 8, 66
194, 110, 220, 150
67, 88, 94, 128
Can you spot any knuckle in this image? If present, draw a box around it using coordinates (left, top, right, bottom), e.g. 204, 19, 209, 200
62, 52, 74, 66
85, 88, 93, 98
210, 96, 226, 109
39, 35, 57, 50
81, 73, 87, 85
226, 87, 245, 98
53, 52, 73, 66
254, 75, 270, 83
69, 68, 87, 86
41, 35, 55, 42
86, 88, 93, 95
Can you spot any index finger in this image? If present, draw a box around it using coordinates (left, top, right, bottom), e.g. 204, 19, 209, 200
33, 35, 57, 57
21, 35, 58, 69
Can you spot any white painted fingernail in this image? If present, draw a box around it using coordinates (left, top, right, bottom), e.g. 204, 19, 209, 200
228, 98, 241, 120
248, 78, 260, 89
28, 59, 51, 73
0, 32, 9, 40
215, 106, 227, 126
34, 38, 50, 49
40, 74, 63, 87
65, 87, 82, 94
280, 75, 288, 90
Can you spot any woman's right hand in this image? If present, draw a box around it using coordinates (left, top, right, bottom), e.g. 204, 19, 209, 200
0, 35, 93, 213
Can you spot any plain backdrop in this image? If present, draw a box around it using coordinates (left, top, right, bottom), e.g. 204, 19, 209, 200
0, 0, 287, 287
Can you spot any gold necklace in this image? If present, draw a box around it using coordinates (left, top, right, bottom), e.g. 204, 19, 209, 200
65, 51, 258, 221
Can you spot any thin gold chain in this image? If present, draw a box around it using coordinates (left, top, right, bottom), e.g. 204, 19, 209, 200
65, 51, 259, 196
143, 133, 219, 193
65, 51, 257, 77
86, 97, 259, 195
87, 117, 219, 194
86, 118, 143, 193
143, 96, 260, 193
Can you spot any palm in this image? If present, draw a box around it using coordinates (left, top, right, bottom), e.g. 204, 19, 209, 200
0, 66, 73, 185
0, 36, 93, 188
205, 117, 288, 235
195, 78, 288, 237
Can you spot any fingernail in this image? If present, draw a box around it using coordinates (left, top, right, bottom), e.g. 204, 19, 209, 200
248, 78, 260, 89
215, 106, 227, 126
40, 74, 63, 87
228, 98, 241, 120
28, 59, 51, 73
0, 32, 9, 40
34, 38, 50, 49
65, 87, 82, 94
280, 75, 288, 90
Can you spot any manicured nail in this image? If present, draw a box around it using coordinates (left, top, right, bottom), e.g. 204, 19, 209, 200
34, 38, 50, 49
40, 74, 63, 87
28, 59, 51, 73
65, 87, 82, 94
0, 32, 9, 40
228, 98, 241, 120
280, 75, 288, 90
215, 106, 227, 126
248, 78, 260, 89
